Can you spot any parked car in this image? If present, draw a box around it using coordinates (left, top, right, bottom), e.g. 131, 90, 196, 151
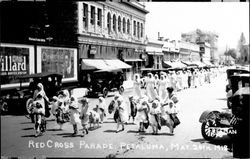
199, 73, 250, 141
87, 69, 125, 97
225, 69, 249, 108
0, 72, 63, 115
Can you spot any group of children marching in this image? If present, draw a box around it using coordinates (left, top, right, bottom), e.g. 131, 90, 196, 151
50, 91, 107, 136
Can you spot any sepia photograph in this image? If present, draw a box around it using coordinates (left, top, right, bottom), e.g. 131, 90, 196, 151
0, 0, 249, 158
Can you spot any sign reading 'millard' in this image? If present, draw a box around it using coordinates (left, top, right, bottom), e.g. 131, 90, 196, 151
0, 55, 27, 74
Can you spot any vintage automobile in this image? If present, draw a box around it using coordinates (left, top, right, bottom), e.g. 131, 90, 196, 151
199, 73, 250, 141
0, 72, 62, 115
87, 69, 125, 97
225, 68, 249, 108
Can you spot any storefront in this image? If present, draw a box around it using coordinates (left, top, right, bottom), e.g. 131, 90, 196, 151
0, 43, 35, 89
0, 43, 78, 90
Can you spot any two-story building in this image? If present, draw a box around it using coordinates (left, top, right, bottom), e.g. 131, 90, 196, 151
145, 38, 164, 70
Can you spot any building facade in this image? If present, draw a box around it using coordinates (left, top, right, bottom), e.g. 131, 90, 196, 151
145, 38, 164, 70
0, 1, 148, 89
178, 40, 200, 62
181, 29, 218, 63
77, 1, 148, 81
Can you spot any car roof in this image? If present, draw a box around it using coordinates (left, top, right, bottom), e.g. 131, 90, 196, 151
18, 72, 63, 79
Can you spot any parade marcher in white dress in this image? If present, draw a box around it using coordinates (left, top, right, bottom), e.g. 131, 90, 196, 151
135, 95, 150, 132
154, 74, 160, 94
114, 94, 129, 133
133, 74, 142, 98
149, 100, 162, 135
32, 93, 46, 137
68, 96, 81, 136
176, 71, 182, 91
158, 75, 168, 103
182, 71, 188, 89
94, 97, 106, 123
145, 73, 157, 102
79, 97, 89, 135
193, 70, 199, 88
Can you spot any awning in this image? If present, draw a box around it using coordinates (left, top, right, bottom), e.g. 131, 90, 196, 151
81, 59, 132, 70
147, 52, 164, 56
124, 59, 143, 62
203, 61, 214, 67
163, 61, 187, 69
192, 61, 206, 67
181, 61, 197, 66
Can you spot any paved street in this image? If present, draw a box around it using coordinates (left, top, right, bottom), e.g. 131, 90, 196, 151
1, 72, 233, 158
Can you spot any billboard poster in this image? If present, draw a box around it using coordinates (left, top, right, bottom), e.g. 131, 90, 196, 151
37, 46, 77, 82
0, 44, 34, 88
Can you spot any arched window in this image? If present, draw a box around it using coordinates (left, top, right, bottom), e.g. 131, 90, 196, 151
141, 23, 143, 37
107, 12, 111, 33
122, 18, 126, 33
127, 19, 130, 34
133, 20, 136, 36
118, 16, 121, 32
137, 21, 140, 38
113, 14, 116, 32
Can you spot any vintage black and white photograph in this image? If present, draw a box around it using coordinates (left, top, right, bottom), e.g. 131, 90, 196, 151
0, 0, 249, 158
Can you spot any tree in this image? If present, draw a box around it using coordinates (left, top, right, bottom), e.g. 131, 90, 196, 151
224, 48, 237, 59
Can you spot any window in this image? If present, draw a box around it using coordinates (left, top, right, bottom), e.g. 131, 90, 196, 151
137, 21, 139, 38
141, 23, 143, 37
97, 8, 102, 27
90, 6, 95, 25
113, 14, 116, 32
133, 20, 136, 36
127, 19, 130, 34
122, 18, 126, 33
118, 16, 121, 32
107, 12, 111, 33
83, 3, 88, 28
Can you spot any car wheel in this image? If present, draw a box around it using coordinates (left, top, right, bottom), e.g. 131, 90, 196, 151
103, 88, 108, 97
26, 98, 33, 114
201, 120, 217, 141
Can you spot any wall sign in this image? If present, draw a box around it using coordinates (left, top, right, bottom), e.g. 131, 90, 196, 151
0, 43, 34, 89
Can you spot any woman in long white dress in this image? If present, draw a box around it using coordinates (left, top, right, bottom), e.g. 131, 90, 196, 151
135, 95, 150, 132
158, 75, 168, 103
154, 74, 160, 94
115, 95, 129, 133
68, 96, 81, 136
133, 74, 142, 98
149, 100, 162, 135
145, 73, 157, 101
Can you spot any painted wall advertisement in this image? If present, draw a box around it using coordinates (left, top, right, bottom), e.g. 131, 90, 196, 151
0, 44, 34, 88
37, 46, 77, 82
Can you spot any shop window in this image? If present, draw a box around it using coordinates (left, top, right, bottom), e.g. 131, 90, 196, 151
83, 3, 88, 29
97, 8, 102, 27
90, 6, 95, 25
137, 21, 140, 38
122, 18, 126, 33
141, 23, 143, 38
113, 14, 116, 32
107, 12, 111, 33
127, 19, 130, 34
133, 20, 136, 36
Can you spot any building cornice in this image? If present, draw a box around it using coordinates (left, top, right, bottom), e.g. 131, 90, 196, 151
77, 34, 146, 49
